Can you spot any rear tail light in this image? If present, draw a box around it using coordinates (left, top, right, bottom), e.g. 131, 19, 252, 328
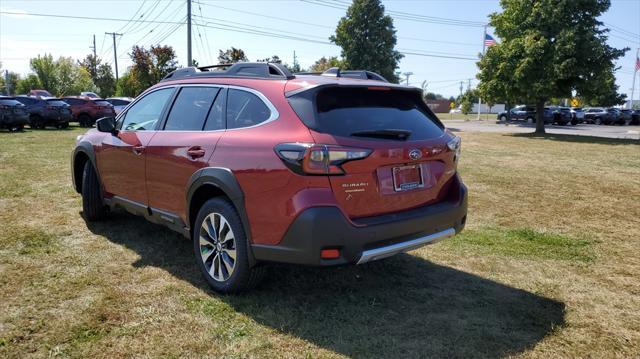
274, 143, 371, 175
447, 136, 461, 162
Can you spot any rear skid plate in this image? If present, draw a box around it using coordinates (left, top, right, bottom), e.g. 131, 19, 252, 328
356, 228, 455, 264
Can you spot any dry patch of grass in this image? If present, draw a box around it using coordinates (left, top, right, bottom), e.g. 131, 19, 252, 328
0, 128, 639, 357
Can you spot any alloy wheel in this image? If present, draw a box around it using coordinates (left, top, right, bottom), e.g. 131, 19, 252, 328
199, 212, 237, 282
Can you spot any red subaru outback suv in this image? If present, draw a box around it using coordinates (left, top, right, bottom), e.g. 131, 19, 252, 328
71, 63, 467, 293
62, 96, 116, 127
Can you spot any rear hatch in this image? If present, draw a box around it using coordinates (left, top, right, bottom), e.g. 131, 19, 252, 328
287, 85, 458, 219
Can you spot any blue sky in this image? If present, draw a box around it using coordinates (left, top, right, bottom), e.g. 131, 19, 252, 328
1, 0, 639, 98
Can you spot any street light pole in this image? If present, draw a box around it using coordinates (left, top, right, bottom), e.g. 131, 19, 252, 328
187, 0, 192, 66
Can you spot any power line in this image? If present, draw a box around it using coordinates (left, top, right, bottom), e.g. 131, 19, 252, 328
116, 0, 148, 33
302, 0, 487, 27
0, 10, 184, 25
124, 0, 162, 35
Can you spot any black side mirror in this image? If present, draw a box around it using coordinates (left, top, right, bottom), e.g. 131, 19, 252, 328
96, 117, 117, 135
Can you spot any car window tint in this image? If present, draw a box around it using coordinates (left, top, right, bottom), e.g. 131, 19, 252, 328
226, 89, 271, 129
120, 88, 173, 131
165, 87, 219, 131
204, 88, 226, 131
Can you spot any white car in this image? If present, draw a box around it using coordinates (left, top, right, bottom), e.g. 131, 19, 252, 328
80, 92, 100, 99
105, 97, 133, 115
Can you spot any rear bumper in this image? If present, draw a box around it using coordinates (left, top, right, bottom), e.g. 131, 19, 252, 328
252, 174, 468, 266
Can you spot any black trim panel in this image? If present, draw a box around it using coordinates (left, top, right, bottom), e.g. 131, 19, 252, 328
252, 175, 467, 266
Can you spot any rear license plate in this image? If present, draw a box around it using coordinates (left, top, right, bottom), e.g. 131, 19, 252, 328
392, 164, 424, 192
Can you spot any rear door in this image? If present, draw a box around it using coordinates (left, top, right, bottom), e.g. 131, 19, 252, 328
145, 86, 226, 219
291, 86, 456, 219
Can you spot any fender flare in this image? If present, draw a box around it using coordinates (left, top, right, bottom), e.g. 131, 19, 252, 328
71, 141, 98, 193
186, 167, 256, 265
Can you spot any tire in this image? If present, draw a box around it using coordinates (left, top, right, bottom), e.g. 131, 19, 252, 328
500, 115, 507, 122
526, 116, 534, 124
595, 117, 602, 125
78, 114, 91, 127
193, 198, 263, 293
571, 119, 578, 125
30, 115, 44, 129
81, 161, 107, 221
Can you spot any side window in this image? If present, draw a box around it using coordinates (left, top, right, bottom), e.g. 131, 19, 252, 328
119, 88, 173, 131
204, 88, 226, 131
164, 87, 219, 131
226, 89, 271, 129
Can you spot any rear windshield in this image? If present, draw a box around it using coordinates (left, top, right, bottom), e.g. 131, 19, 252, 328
0, 99, 21, 106
289, 87, 444, 141
46, 100, 68, 106
93, 100, 112, 106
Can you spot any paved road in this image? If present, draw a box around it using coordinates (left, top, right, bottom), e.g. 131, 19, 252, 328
444, 120, 640, 140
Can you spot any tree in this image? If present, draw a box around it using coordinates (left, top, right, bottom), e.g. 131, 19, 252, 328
477, 0, 627, 134
125, 45, 179, 96
218, 47, 248, 64
309, 56, 344, 72
424, 92, 445, 100
16, 74, 42, 94
460, 98, 473, 115
256, 55, 282, 64
53, 57, 97, 96
30, 54, 57, 92
580, 67, 626, 107
330, 0, 403, 82
79, 54, 116, 98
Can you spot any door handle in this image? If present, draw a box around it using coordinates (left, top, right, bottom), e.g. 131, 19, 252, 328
133, 145, 145, 155
187, 147, 206, 159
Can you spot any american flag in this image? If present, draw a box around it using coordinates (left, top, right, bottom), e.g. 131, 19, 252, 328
484, 34, 497, 47
636, 56, 640, 72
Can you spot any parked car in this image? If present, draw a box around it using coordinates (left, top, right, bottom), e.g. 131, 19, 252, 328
552, 106, 572, 125
607, 108, 624, 125
619, 109, 633, 125
105, 97, 133, 115
584, 107, 612, 125
497, 105, 554, 124
0, 97, 30, 131
631, 109, 640, 125
15, 96, 72, 129
62, 96, 116, 127
71, 63, 467, 293
80, 91, 100, 99
569, 107, 585, 125
28, 89, 55, 99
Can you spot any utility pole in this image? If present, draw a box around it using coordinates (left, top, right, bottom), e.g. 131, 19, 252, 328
187, 0, 192, 66
467, 78, 471, 92
403, 72, 413, 86
630, 48, 639, 109
459, 81, 463, 98
105, 32, 123, 81
478, 25, 487, 120
89, 34, 97, 74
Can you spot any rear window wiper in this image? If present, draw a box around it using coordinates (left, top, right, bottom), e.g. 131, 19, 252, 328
350, 129, 412, 140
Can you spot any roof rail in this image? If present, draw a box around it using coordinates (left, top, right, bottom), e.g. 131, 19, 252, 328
161, 62, 294, 82
295, 67, 389, 83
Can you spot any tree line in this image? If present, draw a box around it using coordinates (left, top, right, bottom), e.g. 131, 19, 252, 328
0, 0, 628, 134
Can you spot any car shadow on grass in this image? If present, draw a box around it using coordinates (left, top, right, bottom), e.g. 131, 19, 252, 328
86, 211, 565, 358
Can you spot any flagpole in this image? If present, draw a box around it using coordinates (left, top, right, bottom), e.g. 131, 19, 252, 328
630, 48, 639, 109
477, 25, 487, 120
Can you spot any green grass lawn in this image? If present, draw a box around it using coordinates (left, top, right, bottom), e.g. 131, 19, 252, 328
1, 127, 639, 357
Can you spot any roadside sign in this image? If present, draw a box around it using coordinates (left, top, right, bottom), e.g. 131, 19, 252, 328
570, 98, 579, 107
450, 101, 455, 109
